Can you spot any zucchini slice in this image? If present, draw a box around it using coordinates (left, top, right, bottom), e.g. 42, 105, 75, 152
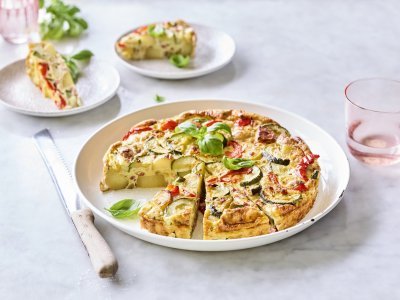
261, 123, 290, 136
262, 152, 290, 166
260, 191, 302, 205
167, 133, 194, 152
166, 198, 193, 217
172, 156, 198, 173
146, 138, 169, 154
240, 166, 263, 187
210, 184, 230, 198
249, 184, 262, 195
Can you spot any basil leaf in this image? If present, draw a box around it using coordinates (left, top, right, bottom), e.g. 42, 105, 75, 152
154, 94, 165, 103
169, 54, 190, 68
67, 5, 80, 15
207, 122, 232, 135
148, 24, 165, 37
66, 60, 79, 83
42, 18, 64, 40
62, 49, 93, 83
71, 49, 94, 61
175, 121, 199, 136
74, 17, 88, 29
40, 0, 88, 40
222, 156, 255, 170
68, 21, 84, 37
198, 134, 224, 155
108, 199, 134, 210
105, 199, 142, 219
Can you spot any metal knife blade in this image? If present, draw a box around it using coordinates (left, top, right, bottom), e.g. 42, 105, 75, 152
33, 128, 118, 278
33, 128, 81, 214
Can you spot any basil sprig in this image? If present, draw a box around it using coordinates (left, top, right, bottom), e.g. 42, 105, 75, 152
105, 199, 141, 219
222, 156, 255, 170
62, 49, 93, 83
169, 54, 190, 68
40, 0, 88, 40
175, 121, 232, 155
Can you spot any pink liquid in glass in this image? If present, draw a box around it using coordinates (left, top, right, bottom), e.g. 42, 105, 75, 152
345, 78, 400, 166
0, 0, 39, 44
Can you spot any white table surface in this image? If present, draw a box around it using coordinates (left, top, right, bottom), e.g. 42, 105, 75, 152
1, 0, 399, 299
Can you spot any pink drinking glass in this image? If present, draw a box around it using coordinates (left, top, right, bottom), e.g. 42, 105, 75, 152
0, 0, 39, 44
345, 78, 400, 166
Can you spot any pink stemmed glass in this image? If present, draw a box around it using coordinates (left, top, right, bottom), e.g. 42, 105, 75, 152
345, 78, 400, 166
0, 0, 39, 44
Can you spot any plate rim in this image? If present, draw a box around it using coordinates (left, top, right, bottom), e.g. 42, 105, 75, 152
73, 99, 350, 250
114, 23, 236, 79
0, 58, 120, 117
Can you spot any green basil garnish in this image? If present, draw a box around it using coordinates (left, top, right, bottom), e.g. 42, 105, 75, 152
62, 49, 93, 83
40, 0, 88, 40
105, 199, 141, 219
169, 54, 190, 68
222, 156, 255, 170
175, 121, 232, 156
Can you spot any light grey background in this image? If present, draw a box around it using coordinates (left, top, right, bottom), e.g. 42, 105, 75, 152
0, 0, 399, 299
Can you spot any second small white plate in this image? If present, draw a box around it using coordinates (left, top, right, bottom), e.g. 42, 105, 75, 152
0, 59, 120, 117
115, 24, 236, 79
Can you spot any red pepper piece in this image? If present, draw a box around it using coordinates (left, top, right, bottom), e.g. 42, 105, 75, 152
166, 184, 180, 197
268, 172, 279, 185
224, 140, 242, 158
296, 153, 320, 181
134, 25, 147, 34
58, 95, 67, 109
39, 63, 48, 77
236, 116, 252, 126
46, 79, 55, 91
294, 183, 308, 192
161, 119, 178, 131
122, 126, 152, 141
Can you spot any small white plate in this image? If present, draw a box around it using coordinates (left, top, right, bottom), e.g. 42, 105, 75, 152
74, 100, 350, 251
115, 24, 235, 79
0, 59, 120, 117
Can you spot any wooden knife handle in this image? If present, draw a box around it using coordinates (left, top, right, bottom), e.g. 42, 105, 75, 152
71, 208, 118, 278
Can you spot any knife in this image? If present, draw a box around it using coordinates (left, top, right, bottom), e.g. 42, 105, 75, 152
33, 129, 118, 278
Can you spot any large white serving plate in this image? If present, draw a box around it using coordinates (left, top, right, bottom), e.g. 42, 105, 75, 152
74, 100, 350, 251
115, 24, 235, 79
0, 59, 120, 117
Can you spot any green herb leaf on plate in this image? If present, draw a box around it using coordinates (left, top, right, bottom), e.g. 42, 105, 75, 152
62, 49, 93, 83
105, 199, 142, 219
154, 94, 165, 103
71, 49, 94, 61
222, 156, 255, 170
169, 54, 190, 68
